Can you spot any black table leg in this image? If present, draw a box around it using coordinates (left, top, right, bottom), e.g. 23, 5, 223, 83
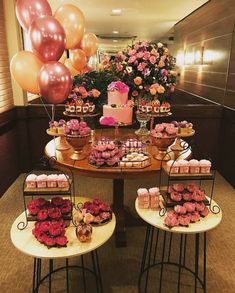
177, 234, 183, 293
195, 234, 200, 293
81, 255, 87, 293
49, 259, 53, 293
159, 231, 167, 293
203, 232, 207, 293
113, 178, 126, 247
66, 258, 69, 293
32, 258, 36, 293
144, 226, 154, 293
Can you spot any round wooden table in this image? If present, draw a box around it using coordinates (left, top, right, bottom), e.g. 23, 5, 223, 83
135, 197, 222, 292
45, 128, 191, 247
11, 197, 116, 292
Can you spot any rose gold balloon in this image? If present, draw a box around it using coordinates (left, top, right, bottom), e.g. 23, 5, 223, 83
64, 58, 79, 76
16, 0, 52, 31
54, 4, 85, 49
29, 16, 66, 62
39, 61, 72, 104
81, 33, 99, 57
70, 49, 87, 71
10, 51, 43, 94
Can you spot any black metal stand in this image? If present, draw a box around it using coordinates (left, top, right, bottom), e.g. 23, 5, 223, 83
32, 250, 103, 293
139, 225, 207, 293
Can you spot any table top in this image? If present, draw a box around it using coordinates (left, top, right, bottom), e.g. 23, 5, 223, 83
11, 197, 116, 259
135, 197, 222, 234
45, 128, 191, 179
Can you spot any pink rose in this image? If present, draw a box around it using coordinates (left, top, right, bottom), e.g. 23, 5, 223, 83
164, 214, 179, 227
36, 231, 47, 243
116, 63, 123, 71
200, 207, 209, 217
134, 43, 140, 50
149, 56, 156, 64
128, 56, 136, 63
178, 215, 190, 226
99, 203, 110, 212
183, 202, 196, 213
174, 205, 187, 215
79, 121, 87, 128
143, 51, 150, 60
137, 62, 147, 71
39, 221, 51, 232
51, 197, 64, 207
28, 205, 40, 216
136, 51, 144, 59
128, 49, 137, 56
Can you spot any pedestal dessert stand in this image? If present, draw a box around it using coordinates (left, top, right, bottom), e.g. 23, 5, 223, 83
171, 129, 195, 152
46, 129, 70, 151
135, 111, 151, 136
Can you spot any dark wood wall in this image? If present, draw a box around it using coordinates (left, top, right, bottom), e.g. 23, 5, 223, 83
173, 0, 235, 187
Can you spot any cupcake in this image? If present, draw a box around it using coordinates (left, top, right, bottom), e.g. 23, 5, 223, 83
25, 174, 37, 188
49, 121, 58, 134
178, 159, 189, 173
149, 187, 160, 197
88, 103, 95, 113
189, 159, 200, 174
36, 174, 47, 188
137, 188, 149, 209
57, 174, 69, 188
166, 160, 180, 174
69, 102, 76, 113
47, 174, 58, 188
199, 160, 211, 173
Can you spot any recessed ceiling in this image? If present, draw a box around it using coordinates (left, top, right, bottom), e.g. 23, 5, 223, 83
49, 0, 209, 53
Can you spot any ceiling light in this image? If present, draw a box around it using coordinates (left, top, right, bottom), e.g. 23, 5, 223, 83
112, 30, 119, 34
111, 8, 122, 15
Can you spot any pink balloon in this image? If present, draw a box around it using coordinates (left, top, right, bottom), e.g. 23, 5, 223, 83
16, 0, 52, 31
29, 16, 66, 62
39, 62, 72, 104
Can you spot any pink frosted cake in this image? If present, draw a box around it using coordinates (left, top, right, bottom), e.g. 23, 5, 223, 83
57, 174, 69, 188
47, 174, 58, 188
149, 187, 160, 209
36, 174, 47, 188
178, 159, 189, 173
166, 160, 180, 173
103, 81, 133, 124
137, 188, 149, 209
26, 174, 37, 188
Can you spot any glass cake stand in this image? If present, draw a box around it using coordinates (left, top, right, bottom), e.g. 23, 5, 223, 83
135, 111, 151, 136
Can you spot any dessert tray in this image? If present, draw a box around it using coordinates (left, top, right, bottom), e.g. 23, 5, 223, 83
63, 111, 100, 118
119, 153, 151, 169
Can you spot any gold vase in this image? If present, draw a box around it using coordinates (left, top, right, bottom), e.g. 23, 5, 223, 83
151, 135, 176, 161
65, 134, 90, 160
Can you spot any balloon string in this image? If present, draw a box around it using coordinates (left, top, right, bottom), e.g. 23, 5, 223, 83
51, 104, 55, 122
40, 96, 52, 121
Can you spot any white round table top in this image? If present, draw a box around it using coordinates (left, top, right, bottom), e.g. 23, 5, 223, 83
11, 197, 116, 259
135, 197, 222, 234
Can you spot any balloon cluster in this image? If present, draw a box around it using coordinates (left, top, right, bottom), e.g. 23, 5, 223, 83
10, 0, 99, 104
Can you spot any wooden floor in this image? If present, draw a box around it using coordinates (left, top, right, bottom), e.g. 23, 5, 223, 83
0, 173, 234, 292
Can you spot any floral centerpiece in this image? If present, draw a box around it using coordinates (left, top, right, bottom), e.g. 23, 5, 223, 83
111, 41, 177, 111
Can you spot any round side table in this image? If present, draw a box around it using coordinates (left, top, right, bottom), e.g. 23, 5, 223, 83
11, 198, 116, 293
135, 198, 222, 293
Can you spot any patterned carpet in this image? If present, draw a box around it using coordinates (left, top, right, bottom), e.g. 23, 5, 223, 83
0, 173, 234, 293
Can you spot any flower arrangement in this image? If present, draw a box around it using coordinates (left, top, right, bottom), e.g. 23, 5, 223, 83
151, 123, 177, 138
68, 85, 101, 102
65, 120, 91, 136
111, 41, 177, 104
28, 197, 71, 248
107, 81, 129, 94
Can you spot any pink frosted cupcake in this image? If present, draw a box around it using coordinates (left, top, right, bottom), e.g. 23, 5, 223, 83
199, 160, 211, 173
57, 174, 69, 188
189, 159, 200, 174
26, 174, 37, 188
47, 174, 58, 188
36, 174, 47, 188
149, 187, 160, 197
166, 160, 180, 174
178, 160, 189, 173
137, 188, 149, 208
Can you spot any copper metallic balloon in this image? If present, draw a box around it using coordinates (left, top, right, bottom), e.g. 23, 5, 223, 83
29, 16, 66, 62
64, 58, 79, 76
10, 51, 43, 94
54, 4, 85, 49
70, 49, 87, 71
81, 33, 98, 57
16, 0, 52, 31
39, 61, 72, 104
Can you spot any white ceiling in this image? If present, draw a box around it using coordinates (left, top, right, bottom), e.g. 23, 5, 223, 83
49, 0, 208, 53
